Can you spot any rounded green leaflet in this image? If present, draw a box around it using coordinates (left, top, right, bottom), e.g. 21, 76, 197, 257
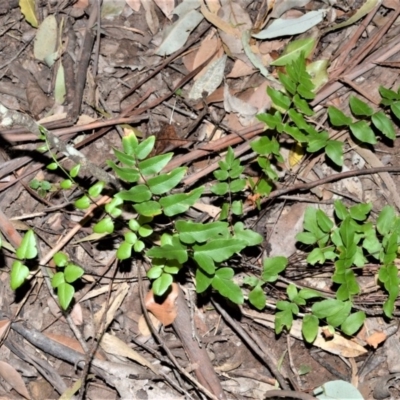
16, 230, 37, 260
51, 271, 65, 289
152, 273, 173, 296
64, 264, 84, 283
10, 261, 29, 290
93, 217, 114, 234
57, 282, 75, 310
117, 241, 133, 260
53, 252, 69, 267
74, 195, 90, 210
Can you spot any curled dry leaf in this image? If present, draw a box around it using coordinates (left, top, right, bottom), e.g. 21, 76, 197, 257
145, 282, 179, 326
26, 79, 51, 116
366, 331, 387, 349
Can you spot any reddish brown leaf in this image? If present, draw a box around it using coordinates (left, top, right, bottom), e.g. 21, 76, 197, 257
0, 361, 31, 399
145, 283, 179, 326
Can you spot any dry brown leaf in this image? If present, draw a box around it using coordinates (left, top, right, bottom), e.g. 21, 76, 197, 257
0, 361, 31, 399
26, 79, 50, 116
94, 282, 129, 330
244, 310, 367, 358
141, 0, 159, 35
191, 35, 223, 78
193, 201, 221, 218
44, 333, 106, 360
383, 0, 400, 9
138, 312, 161, 336
153, 0, 175, 19
200, 0, 239, 37
125, 0, 141, 12
0, 319, 10, 344
145, 282, 179, 326
100, 333, 159, 374
366, 331, 387, 349
227, 59, 255, 78
70, 303, 83, 326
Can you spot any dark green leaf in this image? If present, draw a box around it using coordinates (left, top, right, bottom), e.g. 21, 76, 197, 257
372, 111, 396, 140
325, 140, 343, 166
341, 311, 365, 336
134, 201, 162, 217
106, 161, 140, 182
377, 205, 396, 235
233, 222, 263, 246
262, 256, 288, 282
138, 152, 173, 176
147, 243, 188, 264
302, 314, 319, 343
328, 106, 352, 127
160, 187, 204, 217
193, 239, 246, 262
193, 253, 215, 275
147, 167, 186, 195
212, 268, 243, 304
113, 148, 135, 166
116, 185, 152, 203
177, 220, 228, 244
293, 94, 314, 116
211, 182, 229, 195
267, 86, 291, 112
195, 267, 213, 293
349, 120, 377, 144
349, 96, 373, 117
248, 285, 266, 310
135, 136, 155, 160
152, 273, 173, 296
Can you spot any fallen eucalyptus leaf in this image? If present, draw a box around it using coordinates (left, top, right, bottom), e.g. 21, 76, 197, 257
19, 0, 38, 28
253, 10, 326, 40
323, 0, 381, 34
34, 15, 58, 67
188, 54, 226, 100
155, 9, 203, 56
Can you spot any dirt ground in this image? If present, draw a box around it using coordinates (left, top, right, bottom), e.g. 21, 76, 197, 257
0, 0, 400, 399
